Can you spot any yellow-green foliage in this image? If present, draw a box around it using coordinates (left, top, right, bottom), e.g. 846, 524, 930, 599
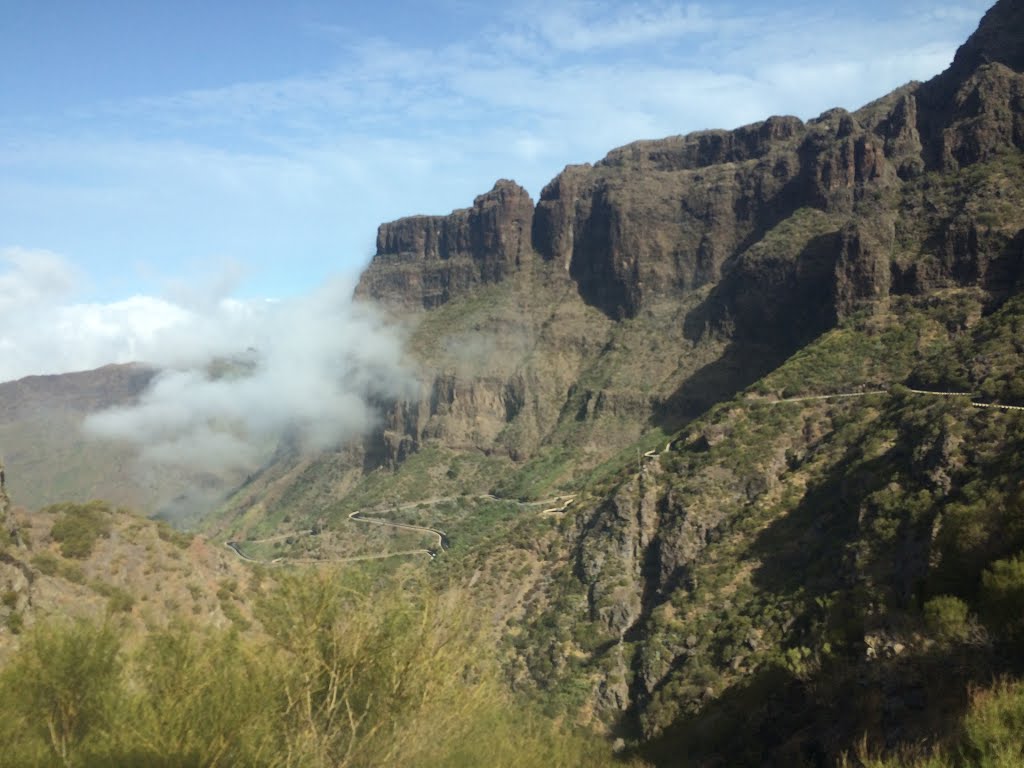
843, 679, 1024, 768
0, 570, 636, 767
981, 553, 1024, 641
47, 501, 113, 559
922, 595, 973, 643
0, 618, 121, 767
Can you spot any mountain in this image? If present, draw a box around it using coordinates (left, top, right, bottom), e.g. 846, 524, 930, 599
211, 1, 1024, 763
220, 0, 1024, 527
0, 363, 249, 521
0, 364, 159, 512
5, 2, 1024, 765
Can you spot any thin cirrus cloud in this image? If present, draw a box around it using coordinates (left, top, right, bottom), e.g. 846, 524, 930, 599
524, 2, 713, 53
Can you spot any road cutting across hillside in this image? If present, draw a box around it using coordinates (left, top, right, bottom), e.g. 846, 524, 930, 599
347, 510, 449, 550
224, 493, 573, 565
749, 386, 1024, 411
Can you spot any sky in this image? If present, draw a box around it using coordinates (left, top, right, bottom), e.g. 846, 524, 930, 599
0, 0, 994, 479
1, 0, 991, 308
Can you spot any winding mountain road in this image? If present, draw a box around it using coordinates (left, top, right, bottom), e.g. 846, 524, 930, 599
224, 494, 573, 565
227, 386, 1021, 565
539, 496, 576, 515
347, 510, 449, 550
762, 386, 1024, 411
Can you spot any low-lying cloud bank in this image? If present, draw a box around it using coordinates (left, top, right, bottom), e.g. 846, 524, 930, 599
1, 248, 415, 475
83, 282, 415, 472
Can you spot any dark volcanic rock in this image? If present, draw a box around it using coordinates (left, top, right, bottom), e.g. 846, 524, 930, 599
356, 179, 535, 309
532, 117, 814, 319
944, 0, 1024, 81
347, 0, 1024, 476
361, 8, 1024, 325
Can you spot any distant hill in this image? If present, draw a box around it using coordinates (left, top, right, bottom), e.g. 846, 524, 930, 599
0, 363, 243, 519
0, 364, 156, 512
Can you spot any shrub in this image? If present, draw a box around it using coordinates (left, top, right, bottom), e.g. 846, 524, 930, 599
5, 610, 23, 634
923, 595, 972, 643
960, 679, 1024, 767
49, 501, 112, 559
30, 551, 59, 576
0, 574, 634, 767
0, 618, 122, 765
156, 521, 192, 549
981, 554, 1024, 640
90, 581, 135, 614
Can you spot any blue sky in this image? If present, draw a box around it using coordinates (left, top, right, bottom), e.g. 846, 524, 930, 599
0, 0, 993, 379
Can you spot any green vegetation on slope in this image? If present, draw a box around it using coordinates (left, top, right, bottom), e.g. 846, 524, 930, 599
47, 501, 114, 559
0, 570, 638, 768
506, 289, 1024, 765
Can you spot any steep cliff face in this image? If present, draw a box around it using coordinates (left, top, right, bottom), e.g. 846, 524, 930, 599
229, 1, 1024, 523
356, 179, 535, 309
534, 57, 1022, 330
359, 4, 1022, 332
337, 0, 1024, 507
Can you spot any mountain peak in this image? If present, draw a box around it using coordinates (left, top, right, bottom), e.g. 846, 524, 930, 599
949, 0, 1024, 77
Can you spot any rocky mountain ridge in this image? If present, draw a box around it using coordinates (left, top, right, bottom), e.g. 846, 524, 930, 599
5, 3, 1024, 765
335, 3, 1024, 761
336, 0, 1024, 493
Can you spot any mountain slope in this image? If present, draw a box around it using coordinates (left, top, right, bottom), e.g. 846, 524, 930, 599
11, 2, 1024, 764
218, 0, 1023, 541
209, 2, 1024, 764
0, 363, 251, 521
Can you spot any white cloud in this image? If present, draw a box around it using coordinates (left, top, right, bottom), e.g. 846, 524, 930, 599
0, 269, 192, 382
531, 2, 712, 52
82, 278, 415, 472
0, 247, 78, 314
0, 249, 414, 475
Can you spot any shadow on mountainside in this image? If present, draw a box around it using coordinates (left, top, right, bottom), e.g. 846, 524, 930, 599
634, 644, 1002, 768
630, 393, 1024, 765
654, 231, 842, 433
651, 341, 787, 433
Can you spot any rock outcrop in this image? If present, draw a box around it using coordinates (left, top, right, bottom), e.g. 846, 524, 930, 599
344, 0, 1024, 490
362, 54, 1022, 328
356, 180, 535, 309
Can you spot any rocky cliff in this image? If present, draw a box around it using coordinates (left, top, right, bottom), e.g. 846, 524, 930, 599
206, 4, 1024, 762
344, 0, 1023, 486
337, 1, 1024, 756
355, 180, 536, 310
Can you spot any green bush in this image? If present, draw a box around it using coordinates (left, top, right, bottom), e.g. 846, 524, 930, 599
30, 551, 59, 576
960, 679, 1024, 768
981, 554, 1024, 640
5, 610, 23, 634
0, 574, 633, 767
0, 618, 122, 766
48, 501, 113, 559
923, 595, 972, 643
155, 521, 192, 549
90, 581, 135, 614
